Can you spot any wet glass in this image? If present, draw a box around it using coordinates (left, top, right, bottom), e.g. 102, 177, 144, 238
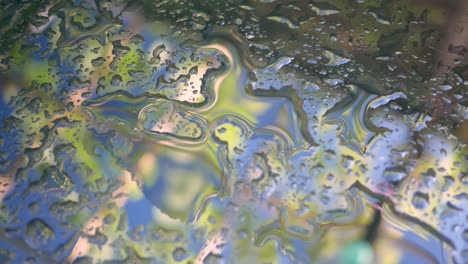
0, 0, 467, 263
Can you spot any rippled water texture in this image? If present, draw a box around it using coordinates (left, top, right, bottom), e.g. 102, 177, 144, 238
0, 0, 467, 263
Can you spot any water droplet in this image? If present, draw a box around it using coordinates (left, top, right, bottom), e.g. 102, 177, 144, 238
383, 167, 407, 183
172, 247, 188, 262
412, 192, 430, 210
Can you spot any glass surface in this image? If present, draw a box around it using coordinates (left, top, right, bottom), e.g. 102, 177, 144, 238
0, 0, 467, 263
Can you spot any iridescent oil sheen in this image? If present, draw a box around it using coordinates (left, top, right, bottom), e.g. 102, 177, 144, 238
0, 1, 466, 263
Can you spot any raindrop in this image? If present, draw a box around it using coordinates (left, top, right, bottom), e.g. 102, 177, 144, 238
412, 192, 430, 210
172, 247, 188, 262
